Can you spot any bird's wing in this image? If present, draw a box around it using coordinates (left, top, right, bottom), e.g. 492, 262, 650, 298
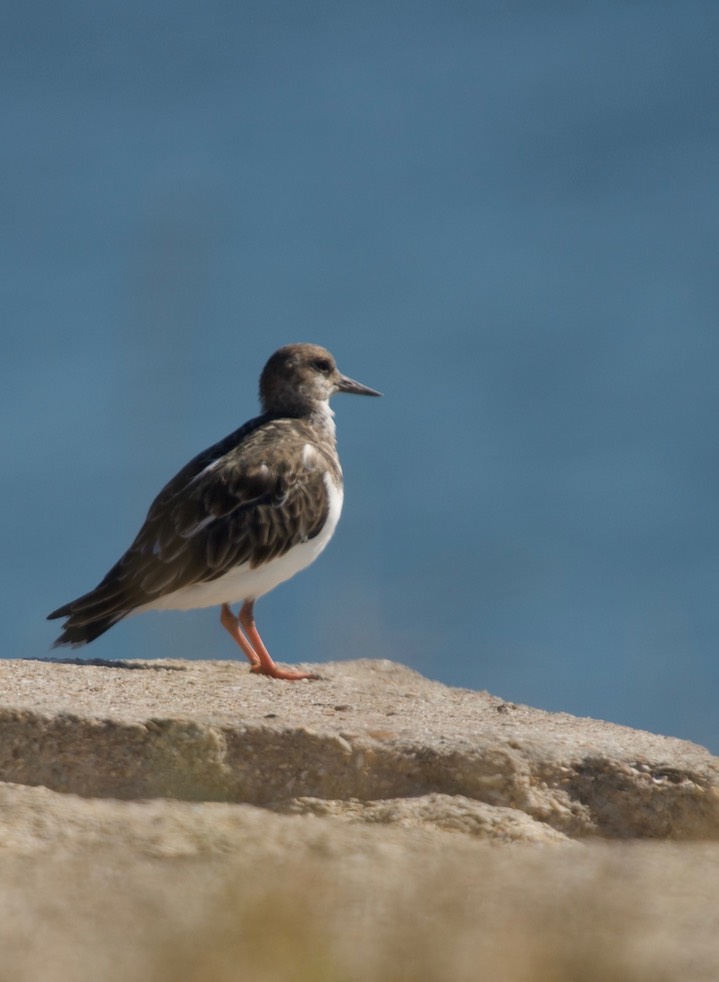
111, 420, 333, 602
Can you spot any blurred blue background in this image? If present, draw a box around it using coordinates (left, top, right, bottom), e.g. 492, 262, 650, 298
3, 2, 718, 750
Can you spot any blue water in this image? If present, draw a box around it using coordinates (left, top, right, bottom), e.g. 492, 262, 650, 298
4, 2, 719, 751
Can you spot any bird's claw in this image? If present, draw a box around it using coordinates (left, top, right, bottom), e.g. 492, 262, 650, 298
250, 664, 321, 681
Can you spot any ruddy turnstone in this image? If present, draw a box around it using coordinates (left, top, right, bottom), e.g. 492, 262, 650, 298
48, 343, 381, 680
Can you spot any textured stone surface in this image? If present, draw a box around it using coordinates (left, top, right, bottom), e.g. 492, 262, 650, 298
0, 657, 717, 839
1, 656, 718, 981
0, 818, 718, 982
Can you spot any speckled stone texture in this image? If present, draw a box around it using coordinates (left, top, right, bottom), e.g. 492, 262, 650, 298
0, 657, 716, 840
0, 657, 718, 981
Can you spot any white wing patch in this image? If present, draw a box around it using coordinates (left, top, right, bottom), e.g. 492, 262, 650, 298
302, 443, 319, 467
181, 514, 215, 538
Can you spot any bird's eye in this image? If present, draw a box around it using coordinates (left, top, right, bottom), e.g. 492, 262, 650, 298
312, 358, 332, 374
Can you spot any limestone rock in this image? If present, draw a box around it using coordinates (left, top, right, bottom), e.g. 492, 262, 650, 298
0, 657, 716, 840
1, 657, 718, 981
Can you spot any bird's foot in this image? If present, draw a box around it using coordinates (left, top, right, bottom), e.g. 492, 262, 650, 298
250, 663, 321, 681
222, 601, 322, 679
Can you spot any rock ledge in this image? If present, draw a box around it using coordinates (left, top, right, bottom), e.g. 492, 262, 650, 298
1, 657, 716, 842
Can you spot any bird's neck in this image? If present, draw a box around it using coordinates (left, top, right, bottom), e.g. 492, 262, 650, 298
308, 400, 337, 443
262, 398, 337, 443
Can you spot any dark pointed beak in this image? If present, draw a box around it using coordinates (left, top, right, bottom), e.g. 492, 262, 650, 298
336, 374, 382, 397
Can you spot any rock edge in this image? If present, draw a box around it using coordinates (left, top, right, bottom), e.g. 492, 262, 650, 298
0, 657, 717, 841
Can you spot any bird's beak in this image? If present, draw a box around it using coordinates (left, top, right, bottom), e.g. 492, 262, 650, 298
336, 374, 383, 397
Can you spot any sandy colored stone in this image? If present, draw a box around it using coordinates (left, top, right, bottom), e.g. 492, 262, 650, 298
0, 830, 718, 982
1, 656, 718, 981
0, 657, 716, 839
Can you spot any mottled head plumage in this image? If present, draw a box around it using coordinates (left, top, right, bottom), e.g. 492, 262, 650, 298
259, 343, 381, 415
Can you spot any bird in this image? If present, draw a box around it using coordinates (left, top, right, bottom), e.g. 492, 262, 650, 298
48, 343, 381, 680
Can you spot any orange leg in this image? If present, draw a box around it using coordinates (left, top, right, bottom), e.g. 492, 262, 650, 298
220, 601, 319, 681
220, 603, 261, 669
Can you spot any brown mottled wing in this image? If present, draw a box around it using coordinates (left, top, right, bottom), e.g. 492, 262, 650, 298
47, 414, 338, 645
110, 418, 331, 603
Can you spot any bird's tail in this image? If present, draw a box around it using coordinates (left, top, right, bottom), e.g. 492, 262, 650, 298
47, 584, 129, 648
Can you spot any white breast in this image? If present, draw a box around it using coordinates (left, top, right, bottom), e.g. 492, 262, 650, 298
135, 473, 344, 613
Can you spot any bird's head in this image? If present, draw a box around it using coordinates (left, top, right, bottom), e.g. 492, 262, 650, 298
259, 343, 381, 415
